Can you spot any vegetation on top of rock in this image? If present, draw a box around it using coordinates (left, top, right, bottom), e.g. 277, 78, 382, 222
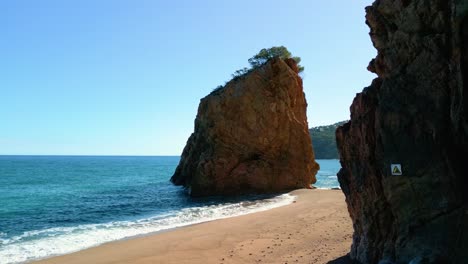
309, 121, 347, 159
248, 46, 304, 72
211, 46, 303, 95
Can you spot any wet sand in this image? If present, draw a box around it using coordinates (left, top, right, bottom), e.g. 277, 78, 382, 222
35, 189, 353, 264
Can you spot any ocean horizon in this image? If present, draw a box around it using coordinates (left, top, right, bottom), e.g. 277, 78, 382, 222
0, 155, 340, 264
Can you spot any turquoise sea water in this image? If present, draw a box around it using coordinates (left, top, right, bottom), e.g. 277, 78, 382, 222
0, 156, 340, 263
314, 159, 341, 189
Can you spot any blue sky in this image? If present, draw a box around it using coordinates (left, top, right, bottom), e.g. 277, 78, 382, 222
1, 0, 375, 155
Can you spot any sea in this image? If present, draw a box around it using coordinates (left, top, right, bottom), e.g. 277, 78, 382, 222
0, 156, 341, 264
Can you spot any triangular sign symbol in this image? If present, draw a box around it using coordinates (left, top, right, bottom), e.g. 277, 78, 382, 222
393, 166, 401, 174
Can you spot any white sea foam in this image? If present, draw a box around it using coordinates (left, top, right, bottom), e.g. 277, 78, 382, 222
314, 187, 341, 190
0, 194, 295, 264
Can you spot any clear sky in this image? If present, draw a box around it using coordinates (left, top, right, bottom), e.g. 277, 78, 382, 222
1, 0, 376, 155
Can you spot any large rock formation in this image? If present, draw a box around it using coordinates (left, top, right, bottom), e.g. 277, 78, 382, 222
171, 58, 319, 197
336, 1, 468, 263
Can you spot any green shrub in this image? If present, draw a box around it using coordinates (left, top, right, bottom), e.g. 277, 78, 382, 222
248, 46, 304, 72
212, 46, 303, 95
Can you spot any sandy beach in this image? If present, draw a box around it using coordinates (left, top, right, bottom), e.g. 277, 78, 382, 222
34, 189, 352, 264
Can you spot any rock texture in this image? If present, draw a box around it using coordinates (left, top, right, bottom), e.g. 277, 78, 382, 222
336, 1, 468, 263
171, 58, 319, 197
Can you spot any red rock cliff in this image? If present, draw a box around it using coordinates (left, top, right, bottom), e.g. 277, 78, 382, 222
171, 58, 319, 197
337, 1, 468, 263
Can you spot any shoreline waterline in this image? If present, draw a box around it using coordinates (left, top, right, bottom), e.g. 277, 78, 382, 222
1, 192, 296, 264
0, 157, 342, 264
33, 189, 352, 264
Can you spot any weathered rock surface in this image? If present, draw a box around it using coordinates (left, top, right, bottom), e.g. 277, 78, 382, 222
171, 58, 319, 197
337, 1, 468, 263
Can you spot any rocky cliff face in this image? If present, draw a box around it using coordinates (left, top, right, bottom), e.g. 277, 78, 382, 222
171, 58, 319, 197
336, 1, 468, 263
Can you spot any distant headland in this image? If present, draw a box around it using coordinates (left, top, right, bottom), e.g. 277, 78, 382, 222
309, 121, 347, 159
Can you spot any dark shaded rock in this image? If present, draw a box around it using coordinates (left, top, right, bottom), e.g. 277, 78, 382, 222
327, 254, 359, 264
171, 58, 319, 197
336, 0, 468, 263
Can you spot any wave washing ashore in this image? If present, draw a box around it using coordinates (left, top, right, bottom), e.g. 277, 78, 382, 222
0, 156, 340, 264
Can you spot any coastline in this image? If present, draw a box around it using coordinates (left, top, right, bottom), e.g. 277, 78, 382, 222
34, 189, 352, 264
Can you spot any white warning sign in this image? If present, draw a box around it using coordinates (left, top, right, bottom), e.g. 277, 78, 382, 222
391, 164, 402, 176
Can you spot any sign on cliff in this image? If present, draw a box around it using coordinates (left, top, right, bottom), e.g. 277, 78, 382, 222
391, 164, 402, 176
